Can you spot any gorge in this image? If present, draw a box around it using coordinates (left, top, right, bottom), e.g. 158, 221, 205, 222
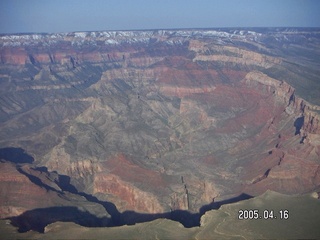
0, 28, 320, 239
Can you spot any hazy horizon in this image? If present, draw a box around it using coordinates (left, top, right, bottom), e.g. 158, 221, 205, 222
1, 0, 320, 34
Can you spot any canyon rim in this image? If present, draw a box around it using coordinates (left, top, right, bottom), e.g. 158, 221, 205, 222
0, 28, 320, 238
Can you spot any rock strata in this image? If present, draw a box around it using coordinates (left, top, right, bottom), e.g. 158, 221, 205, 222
0, 28, 319, 220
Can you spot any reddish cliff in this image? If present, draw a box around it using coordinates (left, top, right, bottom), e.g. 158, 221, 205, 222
0, 162, 62, 218
0, 29, 320, 220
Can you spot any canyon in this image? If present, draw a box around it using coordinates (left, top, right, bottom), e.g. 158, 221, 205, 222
0, 28, 320, 237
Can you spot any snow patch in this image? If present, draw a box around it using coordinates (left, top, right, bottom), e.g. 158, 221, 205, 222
105, 39, 119, 45
74, 32, 87, 38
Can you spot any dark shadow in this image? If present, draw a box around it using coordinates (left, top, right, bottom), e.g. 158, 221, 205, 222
288, 92, 295, 105
300, 135, 307, 144
199, 193, 253, 216
0, 147, 34, 164
34, 166, 48, 172
53, 173, 203, 227
118, 193, 253, 228
294, 116, 304, 135
8, 206, 112, 233
16, 167, 58, 193
52, 174, 123, 226
8, 165, 254, 232
56, 175, 79, 194
120, 209, 200, 228
29, 54, 37, 66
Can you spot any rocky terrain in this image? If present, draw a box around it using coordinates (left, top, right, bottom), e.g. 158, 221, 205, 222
1, 190, 320, 239
0, 28, 320, 238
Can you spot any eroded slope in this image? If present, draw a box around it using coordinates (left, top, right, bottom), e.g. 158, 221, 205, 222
1, 191, 319, 239
0, 28, 320, 223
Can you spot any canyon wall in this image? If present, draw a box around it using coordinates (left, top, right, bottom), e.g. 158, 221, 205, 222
1, 29, 320, 218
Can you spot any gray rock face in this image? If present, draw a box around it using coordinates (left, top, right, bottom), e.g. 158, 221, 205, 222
0, 28, 320, 217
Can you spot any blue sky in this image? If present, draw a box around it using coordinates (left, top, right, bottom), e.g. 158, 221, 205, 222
0, 0, 319, 34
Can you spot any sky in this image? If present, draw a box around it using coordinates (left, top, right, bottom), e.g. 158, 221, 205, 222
0, 0, 320, 34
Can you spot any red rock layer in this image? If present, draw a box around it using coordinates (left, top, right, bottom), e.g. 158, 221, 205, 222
0, 162, 57, 218
93, 154, 166, 213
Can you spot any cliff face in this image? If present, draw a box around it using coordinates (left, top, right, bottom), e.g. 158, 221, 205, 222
0, 161, 110, 220
1, 28, 320, 221
0, 162, 46, 217
93, 173, 164, 213
239, 70, 320, 195
244, 71, 320, 135
191, 41, 282, 68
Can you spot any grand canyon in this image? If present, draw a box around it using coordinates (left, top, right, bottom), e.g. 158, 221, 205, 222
0, 28, 320, 239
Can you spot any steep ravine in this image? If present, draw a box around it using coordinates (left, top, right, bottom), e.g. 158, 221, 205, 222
0, 29, 320, 233
1, 155, 253, 232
